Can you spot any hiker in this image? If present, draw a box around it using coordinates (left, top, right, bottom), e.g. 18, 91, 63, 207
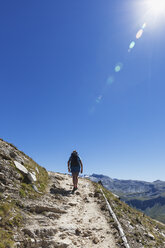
68, 150, 83, 191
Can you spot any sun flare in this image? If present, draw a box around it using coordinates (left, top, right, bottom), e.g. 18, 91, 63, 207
147, 0, 165, 15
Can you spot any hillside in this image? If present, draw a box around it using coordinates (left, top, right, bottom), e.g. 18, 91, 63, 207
1, 139, 165, 247
0, 138, 49, 247
89, 174, 165, 224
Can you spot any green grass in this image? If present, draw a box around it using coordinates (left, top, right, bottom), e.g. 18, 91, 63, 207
93, 182, 165, 247
0, 201, 23, 227
1, 138, 49, 195
0, 229, 14, 248
0, 201, 23, 248
145, 204, 165, 223
10, 155, 49, 197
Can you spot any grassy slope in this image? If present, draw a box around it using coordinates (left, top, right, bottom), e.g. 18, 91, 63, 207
93, 182, 165, 248
0, 140, 49, 248
145, 204, 165, 224
122, 194, 165, 224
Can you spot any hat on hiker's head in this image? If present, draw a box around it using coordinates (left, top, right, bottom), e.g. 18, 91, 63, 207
72, 150, 77, 154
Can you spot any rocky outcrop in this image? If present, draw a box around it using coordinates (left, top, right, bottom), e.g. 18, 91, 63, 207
13, 161, 37, 182
0, 139, 48, 248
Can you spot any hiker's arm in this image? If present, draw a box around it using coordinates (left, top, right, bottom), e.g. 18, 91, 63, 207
68, 160, 71, 172
80, 160, 83, 173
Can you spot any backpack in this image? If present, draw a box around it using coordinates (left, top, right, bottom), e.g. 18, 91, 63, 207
70, 153, 80, 167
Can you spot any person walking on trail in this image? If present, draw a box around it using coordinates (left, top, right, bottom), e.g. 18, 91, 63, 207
68, 150, 83, 191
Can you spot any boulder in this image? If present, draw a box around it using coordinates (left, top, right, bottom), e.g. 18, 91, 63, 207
27, 172, 37, 183
14, 161, 28, 174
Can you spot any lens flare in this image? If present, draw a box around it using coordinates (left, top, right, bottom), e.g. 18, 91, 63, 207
115, 66, 120, 72
129, 41, 135, 49
107, 76, 115, 85
136, 29, 143, 39
142, 23, 147, 29
115, 63, 123, 72
96, 95, 103, 103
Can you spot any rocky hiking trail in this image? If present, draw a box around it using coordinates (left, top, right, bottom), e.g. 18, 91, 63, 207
16, 172, 117, 248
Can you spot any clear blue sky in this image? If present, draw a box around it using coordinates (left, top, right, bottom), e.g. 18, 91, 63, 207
1, 0, 165, 181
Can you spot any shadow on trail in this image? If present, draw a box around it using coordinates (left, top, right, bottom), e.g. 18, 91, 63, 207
50, 187, 72, 196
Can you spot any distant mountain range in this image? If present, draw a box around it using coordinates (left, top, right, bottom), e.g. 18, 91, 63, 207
88, 174, 165, 223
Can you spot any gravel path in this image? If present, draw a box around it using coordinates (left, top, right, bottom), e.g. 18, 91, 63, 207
16, 172, 117, 247
52, 172, 117, 248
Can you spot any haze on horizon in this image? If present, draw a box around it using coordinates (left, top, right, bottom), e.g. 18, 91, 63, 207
0, 0, 165, 182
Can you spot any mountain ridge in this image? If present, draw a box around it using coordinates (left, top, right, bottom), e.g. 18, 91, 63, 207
88, 173, 165, 224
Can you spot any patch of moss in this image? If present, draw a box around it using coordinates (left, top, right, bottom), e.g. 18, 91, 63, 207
0, 229, 14, 248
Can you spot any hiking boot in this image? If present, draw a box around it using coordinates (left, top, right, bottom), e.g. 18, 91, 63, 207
72, 187, 76, 192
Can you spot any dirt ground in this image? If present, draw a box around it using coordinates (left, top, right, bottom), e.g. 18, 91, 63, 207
48, 172, 117, 248
16, 172, 117, 247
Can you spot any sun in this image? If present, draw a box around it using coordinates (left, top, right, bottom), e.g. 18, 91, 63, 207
147, 0, 165, 15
